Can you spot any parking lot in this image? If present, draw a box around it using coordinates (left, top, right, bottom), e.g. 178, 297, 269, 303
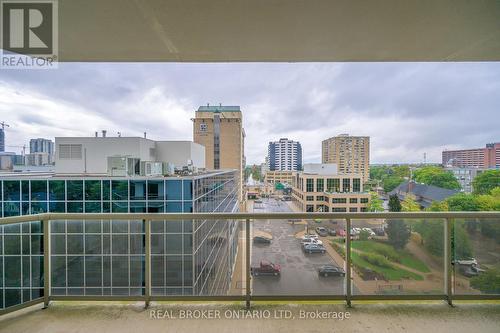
251, 198, 345, 295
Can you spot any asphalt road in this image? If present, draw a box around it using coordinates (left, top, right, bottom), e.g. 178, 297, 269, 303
251, 198, 345, 296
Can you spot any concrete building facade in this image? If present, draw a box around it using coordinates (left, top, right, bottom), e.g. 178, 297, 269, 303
267, 138, 302, 171
290, 164, 369, 213
264, 170, 294, 186
54, 137, 205, 175
322, 134, 370, 182
442, 142, 500, 169
192, 105, 245, 204
445, 167, 488, 193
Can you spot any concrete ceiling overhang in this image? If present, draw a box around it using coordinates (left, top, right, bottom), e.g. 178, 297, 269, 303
56, 0, 500, 62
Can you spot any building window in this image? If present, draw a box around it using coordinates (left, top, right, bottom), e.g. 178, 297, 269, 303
360, 207, 368, 212
306, 205, 314, 212
360, 198, 369, 204
333, 208, 347, 212
332, 198, 347, 204
349, 198, 358, 204
349, 207, 358, 212
306, 196, 314, 201
200, 123, 208, 131
353, 178, 361, 192
316, 196, 324, 201
306, 179, 314, 192
316, 178, 324, 192
342, 178, 350, 192
327, 178, 340, 192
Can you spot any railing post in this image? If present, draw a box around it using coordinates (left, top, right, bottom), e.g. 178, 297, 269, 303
345, 218, 352, 308
42, 218, 51, 309
444, 218, 453, 306
145, 219, 151, 309
245, 218, 251, 309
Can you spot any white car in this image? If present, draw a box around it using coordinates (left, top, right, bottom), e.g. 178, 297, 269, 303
350, 227, 361, 235
455, 258, 478, 266
301, 238, 323, 246
301, 234, 319, 241
362, 228, 376, 236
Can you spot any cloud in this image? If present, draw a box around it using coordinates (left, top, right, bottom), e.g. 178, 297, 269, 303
1, 62, 498, 165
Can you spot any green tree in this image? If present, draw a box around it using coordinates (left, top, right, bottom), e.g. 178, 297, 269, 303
393, 165, 411, 178
427, 200, 449, 211
414, 166, 461, 190
446, 193, 480, 211
401, 194, 420, 211
388, 194, 402, 212
368, 192, 384, 212
472, 170, 500, 195
470, 269, 500, 294
386, 220, 411, 250
383, 176, 404, 193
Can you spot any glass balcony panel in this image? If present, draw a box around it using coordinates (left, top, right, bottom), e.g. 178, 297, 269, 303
453, 218, 500, 296
350, 218, 444, 296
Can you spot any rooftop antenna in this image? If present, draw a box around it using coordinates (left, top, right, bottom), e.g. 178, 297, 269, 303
117, 132, 121, 137
0, 121, 10, 130
423, 152, 427, 165
144, 132, 147, 139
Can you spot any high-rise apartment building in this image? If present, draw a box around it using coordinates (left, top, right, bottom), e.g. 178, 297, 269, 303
442, 142, 500, 169
0, 127, 6, 152
192, 105, 245, 203
30, 138, 54, 155
268, 138, 302, 171
322, 134, 370, 182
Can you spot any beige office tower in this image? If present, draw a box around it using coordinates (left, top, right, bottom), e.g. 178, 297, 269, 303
322, 134, 370, 182
193, 105, 246, 206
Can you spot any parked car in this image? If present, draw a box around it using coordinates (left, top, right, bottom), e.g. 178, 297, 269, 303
327, 228, 337, 236
350, 227, 361, 236
254, 200, 263, 204
372, 227, 385, 236
301, 234, 319, 241
337, 229, 347, 237
454, 258, 478, 266
301, 238, 323, 246
318, 265, 345, 277
458, 264, 485, 277
303, 243, 326, 254
362, 228, 376, 237
251, 261, 281, 276
253, 236, 272, 244
315, 227, 328, 237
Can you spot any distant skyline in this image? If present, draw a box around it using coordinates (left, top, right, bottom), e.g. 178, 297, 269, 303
0, 62, 499, 165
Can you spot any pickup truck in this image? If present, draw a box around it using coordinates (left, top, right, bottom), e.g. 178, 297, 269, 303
251, 261, 281, 276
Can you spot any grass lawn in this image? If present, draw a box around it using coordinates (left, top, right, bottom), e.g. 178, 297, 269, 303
351, 240, 431, 273
351, 252, 424, 281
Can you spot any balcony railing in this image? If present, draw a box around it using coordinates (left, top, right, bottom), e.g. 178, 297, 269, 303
0, 212, 499, 315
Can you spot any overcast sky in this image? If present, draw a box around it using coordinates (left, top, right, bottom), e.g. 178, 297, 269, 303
0, 62, 498, 165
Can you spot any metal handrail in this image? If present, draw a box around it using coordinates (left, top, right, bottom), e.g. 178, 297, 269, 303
1, 211, 500, 225
0, 211, 499, 315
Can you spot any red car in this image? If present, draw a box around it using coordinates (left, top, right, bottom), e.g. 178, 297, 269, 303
337, 229, 346, 237
251, 260, 281, 276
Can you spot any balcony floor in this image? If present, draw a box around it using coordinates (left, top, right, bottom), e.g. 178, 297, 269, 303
1, 302, 499, 333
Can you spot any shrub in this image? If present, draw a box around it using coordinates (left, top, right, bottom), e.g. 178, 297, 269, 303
470, 269, 500, 294
359, 252, 393, 268
331, 241, 345, 259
